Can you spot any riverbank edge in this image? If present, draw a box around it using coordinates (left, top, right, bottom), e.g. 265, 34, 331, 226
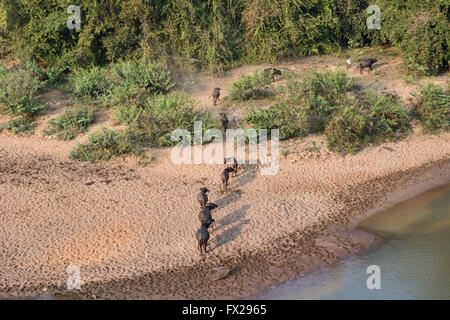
4, 155, 447, 300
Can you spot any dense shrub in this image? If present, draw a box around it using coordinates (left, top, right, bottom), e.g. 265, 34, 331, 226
363, 90, 411, 141
108, 59, 174, 105
133, 92, 217, 147
0, 62, 46, 115
373, 0, 449, 75
244, 101, 308, 140
325, 106, 369, 154
278, 70, 355, 132
300, 71, 355, 103
244, 70, 359, 143
413, 83, 449, 134
401, 10, 448, 75
229, 72, 264, 102
43, 66, 66, 88
1, 1, 447, 75
45, 107, 95, 140
70, 60, 174, 106
70, 66, 112, 102
69, 127, 145, 162
324, 90, 412, 154
115, 91, 217, 146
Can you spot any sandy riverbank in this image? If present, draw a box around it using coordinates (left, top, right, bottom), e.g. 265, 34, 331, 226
0, 127, 449, 299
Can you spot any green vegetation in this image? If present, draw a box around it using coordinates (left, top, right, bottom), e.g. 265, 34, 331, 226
413, 83, 449, 134
244, 70, 412, 154
1, 1, 446, 75
245, 70, 355, 138
69, 127, 145, 162
70, 59, 174, 105
324, 92, 411, 154
294, 71, 356, 132
363, 90, 411, 142
368, 0, 449, 75
108, 59, 174, 106
116, 91, 217, 147
0, 62, 46, 116
70, 91, 217, 162
229, 72, 266, 102
0, 116, 35, 135
0, 1, 447, 161
70, 66, 111, 103
44, 107, 95, 140
245, 101, 308, 140
324, 106, 368, 154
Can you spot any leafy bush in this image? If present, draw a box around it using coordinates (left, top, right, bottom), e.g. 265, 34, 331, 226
374, 1, 449, 75
132, 91, 217, 147
70, 66, 112, 103
413, 83, 449, 134
69, 127, 145, 162
299, 70, 355, 104
1, 0, 447, 75
364, 90, 411, 141
108, 60, 174, 107
400, 9, 448, 75
70, 60, 174, 106
284, 70, 355, 132
110, 59, 174, 96
0, 116, 35, 135
244, 101, 308, 140
243, 71, 411, 154
325, 106, 369, 154
44, 66, 66, 88
0, 62, 46, 115
229, 72, 264, 102
45, 107, 95, 140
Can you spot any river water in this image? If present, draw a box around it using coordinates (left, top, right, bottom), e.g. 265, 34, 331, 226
257, 183, 450, 300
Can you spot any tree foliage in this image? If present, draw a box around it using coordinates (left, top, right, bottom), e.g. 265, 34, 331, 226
0, 0, 447, 74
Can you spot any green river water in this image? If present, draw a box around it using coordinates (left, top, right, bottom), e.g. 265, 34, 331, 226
257, 183, 450, 300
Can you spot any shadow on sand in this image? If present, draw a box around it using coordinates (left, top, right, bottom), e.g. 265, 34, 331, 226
212, 204, 251, 249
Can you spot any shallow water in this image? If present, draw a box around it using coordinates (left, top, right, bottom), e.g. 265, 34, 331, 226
257, 183, 450, 300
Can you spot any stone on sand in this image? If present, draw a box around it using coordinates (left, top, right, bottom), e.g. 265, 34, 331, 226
209, 266, 231, 281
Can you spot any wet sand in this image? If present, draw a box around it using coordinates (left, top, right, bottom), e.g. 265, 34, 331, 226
0, 128, 449, 299
256, 183, 450, 300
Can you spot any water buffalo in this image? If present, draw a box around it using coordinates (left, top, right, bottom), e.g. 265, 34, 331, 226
359, 58, 378, 74
219, 113, 229, 131
211, 87, 221, 106
224, 157, 238, 176
196, 223, 211, 254
197, 187, 209, 209
221, 167, 235, 192
199, 203, 218, 229
263, 68, 282, 81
